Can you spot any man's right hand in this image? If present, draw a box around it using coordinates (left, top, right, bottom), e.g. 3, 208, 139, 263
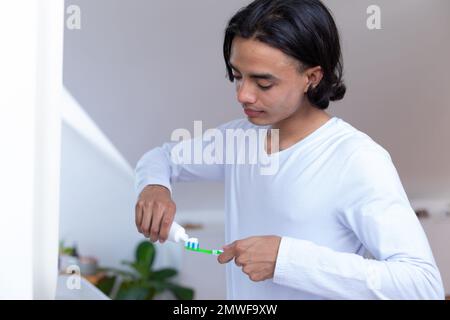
135, 185, 177, 243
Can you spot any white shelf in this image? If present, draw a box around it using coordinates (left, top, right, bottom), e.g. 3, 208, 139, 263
55, 274, 109, 300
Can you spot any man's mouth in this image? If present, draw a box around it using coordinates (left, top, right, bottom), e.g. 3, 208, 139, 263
244, 108, 265, 117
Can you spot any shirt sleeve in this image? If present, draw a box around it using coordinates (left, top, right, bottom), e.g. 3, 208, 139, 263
273, 145, 445, 300
134, 118, 244, 197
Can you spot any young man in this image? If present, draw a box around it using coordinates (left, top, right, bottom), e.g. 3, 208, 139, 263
134, 0, 444, 299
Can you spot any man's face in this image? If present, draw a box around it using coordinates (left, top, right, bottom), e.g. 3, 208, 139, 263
229, 36, 310, 126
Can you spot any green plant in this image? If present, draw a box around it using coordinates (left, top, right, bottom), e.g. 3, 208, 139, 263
96, 241, 194, 300
59, 240, 77, 256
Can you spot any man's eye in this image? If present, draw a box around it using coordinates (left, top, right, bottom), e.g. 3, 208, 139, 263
258, 84, 273, 90
232, 75, 272, 90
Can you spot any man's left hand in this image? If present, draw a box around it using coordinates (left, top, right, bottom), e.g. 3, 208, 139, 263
217, 236, 282, 282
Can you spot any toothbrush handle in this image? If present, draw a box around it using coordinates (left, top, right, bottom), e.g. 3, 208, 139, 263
185, 247, 223, 255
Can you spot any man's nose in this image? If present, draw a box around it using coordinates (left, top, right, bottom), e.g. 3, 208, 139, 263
236, 80, 257, 105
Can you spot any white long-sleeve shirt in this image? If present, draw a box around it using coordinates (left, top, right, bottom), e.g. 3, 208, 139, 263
135, 117, 444, 300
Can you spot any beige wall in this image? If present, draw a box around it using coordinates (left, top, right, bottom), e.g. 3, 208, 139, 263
64, 0, 450, 205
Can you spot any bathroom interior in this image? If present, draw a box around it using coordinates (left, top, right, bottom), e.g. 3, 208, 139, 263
1, 0, 449, 299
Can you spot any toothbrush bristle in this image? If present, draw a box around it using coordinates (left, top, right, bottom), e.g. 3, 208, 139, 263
185, 238, 199, 250
190, 241, 199, 249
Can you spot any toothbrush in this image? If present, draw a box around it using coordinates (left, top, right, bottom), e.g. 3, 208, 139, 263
185, 246, 224, 256
185, 238, 223, 256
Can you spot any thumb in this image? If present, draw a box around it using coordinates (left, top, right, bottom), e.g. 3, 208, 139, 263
217, 242, 236, 264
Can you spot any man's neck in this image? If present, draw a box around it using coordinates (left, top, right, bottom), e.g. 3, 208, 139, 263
269, 104, 331, 152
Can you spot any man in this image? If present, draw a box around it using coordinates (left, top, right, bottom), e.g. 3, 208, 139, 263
134, 0, 444, 299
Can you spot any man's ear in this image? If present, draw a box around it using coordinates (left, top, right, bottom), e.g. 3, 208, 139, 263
304, 66, 323, 92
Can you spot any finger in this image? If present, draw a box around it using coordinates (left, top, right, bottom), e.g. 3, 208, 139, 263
135, 200, 144, 233
222, 240, 237, 251
149, 204, 164, 242
217, 252, 235, 264
242, 264, 254, 275
234, 255, 248, 267
249, 271, 267, 282
159, 204, 175, 243
217, 244, 236, 264
140, 202, 153, 237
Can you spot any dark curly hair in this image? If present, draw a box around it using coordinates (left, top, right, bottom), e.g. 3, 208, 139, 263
223, 0, 346, 109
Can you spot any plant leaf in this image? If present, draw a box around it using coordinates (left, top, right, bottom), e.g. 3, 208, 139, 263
142, 280, 172, 292
135, 241, 155, 269
98, 240, 195, 300
96, 276, 117, 297
115, 282, 150, 300
165, 282, 195, 300
134, 262, 150, 278
97, 267, 137, 280
121, 260, 149, 278
145, 288, 157, 300
149, 268, 177, 280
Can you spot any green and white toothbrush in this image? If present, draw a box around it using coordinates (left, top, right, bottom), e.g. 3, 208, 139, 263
185, 238, 223, 256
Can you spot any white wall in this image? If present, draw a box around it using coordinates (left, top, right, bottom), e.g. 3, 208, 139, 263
59, 90, 183, 276
59, 121, 140, 268
59, 94, 157, 271
0, 0, 63, 299
0, 0, 38, 299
